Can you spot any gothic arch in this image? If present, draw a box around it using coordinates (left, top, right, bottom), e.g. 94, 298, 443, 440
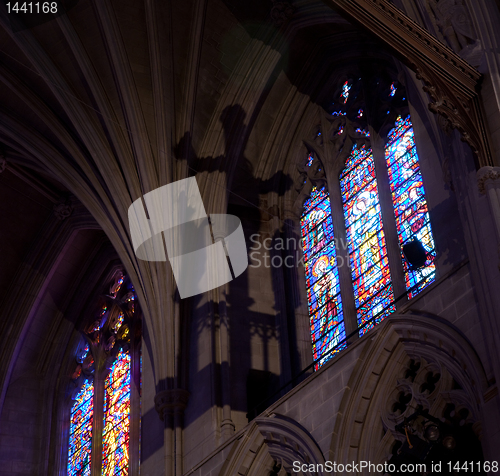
329, 312, 489, 466
220, 413, 326, 476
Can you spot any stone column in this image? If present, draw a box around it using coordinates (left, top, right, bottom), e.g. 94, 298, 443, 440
154, 389, 189, 476
477, 166, 500, 269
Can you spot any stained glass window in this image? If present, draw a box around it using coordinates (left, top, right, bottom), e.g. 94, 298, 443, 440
68, 380, 94, 476
301, 159, 346, 369
303, 79, 438, 364
386, 115, 436, 297
340, 80, 351, 104
102, 350, 131, 475
340, 145, 396, 335
67, 274, 139, 475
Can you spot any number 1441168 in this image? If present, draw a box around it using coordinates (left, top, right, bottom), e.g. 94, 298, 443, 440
6, 2, 58, 13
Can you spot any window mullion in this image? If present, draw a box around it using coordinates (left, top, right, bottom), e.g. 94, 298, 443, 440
129, 333, 141, 475
370, 130, 407, 307
325, 167, 358, 341
91, 365, 105, 476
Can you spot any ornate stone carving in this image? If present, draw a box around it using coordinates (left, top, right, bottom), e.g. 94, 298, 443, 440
477, 166, 500, 194
154, 389, 190, 421
412, 63, 490, 168
381, 357, 482, 460
270, 0, 295, 27
426, 0, 478, 54
53, 196, 73, 220
321, 0, 493, 167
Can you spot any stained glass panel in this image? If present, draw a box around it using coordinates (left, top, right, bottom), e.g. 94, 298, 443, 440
386, 116, 436, 297
68, 380, 94, 476
340, 145, 396, 335
102, 349, 131, 475
341, 80, 351, 103
301, 162, 346, 369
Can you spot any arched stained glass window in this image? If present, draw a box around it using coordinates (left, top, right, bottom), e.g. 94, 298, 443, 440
102, 349, 131, 475
68, 380, 94, 476
386, 115, 436, 297
340, 145, 395, 335
300, 77, 438, 367
67, 272, 140, 476
301, 157, 346, 369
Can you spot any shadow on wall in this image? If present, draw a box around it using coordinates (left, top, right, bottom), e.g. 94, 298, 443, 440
140, 103, 295, 459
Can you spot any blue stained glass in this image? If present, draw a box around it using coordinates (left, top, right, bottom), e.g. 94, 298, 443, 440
340, 145, 395, 335
390, 82, 397, 97
68, 380, 94, 476
386, 116, 436, 297
301, 163, 346, 369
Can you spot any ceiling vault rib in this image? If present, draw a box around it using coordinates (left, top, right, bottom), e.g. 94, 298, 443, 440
92, 0, 157, 196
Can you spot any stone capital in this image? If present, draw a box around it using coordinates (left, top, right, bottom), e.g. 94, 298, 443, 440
477, 166, 500, 194
154, 389, 190, 421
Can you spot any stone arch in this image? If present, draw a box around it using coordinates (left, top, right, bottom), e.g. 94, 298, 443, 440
221, 413, 326, 476
329, 312, 489, 467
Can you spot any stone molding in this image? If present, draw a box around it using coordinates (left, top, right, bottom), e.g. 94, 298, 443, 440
154, 389, 190, 421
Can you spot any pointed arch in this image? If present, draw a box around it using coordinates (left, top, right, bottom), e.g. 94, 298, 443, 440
220, 413, 326, 476
328, 312, 489, 464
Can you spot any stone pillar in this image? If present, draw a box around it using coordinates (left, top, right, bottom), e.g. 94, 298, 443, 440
477, 166, 500, 269
154, 389, 189, 476
218, 286, 236, 441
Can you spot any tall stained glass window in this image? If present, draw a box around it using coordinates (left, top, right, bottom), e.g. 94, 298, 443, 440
340, 145, 396, 335
301, 157, 346, 369
68, 380, 94, 476
386, 115, 436, 297
67, 272, 140, 475
102, 350, 131, 475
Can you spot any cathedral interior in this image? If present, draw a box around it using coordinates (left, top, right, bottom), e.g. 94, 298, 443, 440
1, 0, 500, 475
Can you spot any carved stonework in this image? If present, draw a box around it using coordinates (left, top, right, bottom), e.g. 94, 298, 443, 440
413, 63, 491, 168
321, 0, 493, 167
426, 0, 478, 54
53, 196, 73, 220
270, 0, 295, 27
382, 358, 480, 439
477, 166, 500, 194
154, 389, 190, 421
